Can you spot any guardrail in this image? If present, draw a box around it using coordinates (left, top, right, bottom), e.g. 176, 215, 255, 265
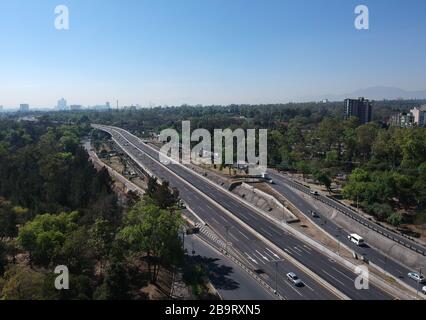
286, 177, 426, 257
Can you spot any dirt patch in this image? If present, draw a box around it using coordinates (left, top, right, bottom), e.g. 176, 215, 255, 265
140, 267, 175, 300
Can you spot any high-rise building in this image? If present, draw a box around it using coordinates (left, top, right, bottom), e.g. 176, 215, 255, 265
19, 104, 30, 112
0, 105, 3, 112
390, 112, 415, 128
57, 98, 67, 110
344, 97, 373, 124
410, 105, 426, 127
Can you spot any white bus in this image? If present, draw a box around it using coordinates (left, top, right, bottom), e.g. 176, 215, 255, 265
348, 233, 365, 246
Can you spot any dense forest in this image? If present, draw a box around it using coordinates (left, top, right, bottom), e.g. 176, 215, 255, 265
33, 99, 426, 133
0, 120, 201, 300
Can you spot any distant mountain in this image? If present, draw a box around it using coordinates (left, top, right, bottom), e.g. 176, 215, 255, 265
293, 86, 426, 102
295, 86, 426, 103
345, 86, 426, 100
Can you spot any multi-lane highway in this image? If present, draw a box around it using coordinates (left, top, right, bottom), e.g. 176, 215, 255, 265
96, 125, 336, 300
94, 124, 393, 300
268, 171, 425, 293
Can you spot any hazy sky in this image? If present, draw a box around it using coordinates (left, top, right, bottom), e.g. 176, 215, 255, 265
1, 0, 426, 108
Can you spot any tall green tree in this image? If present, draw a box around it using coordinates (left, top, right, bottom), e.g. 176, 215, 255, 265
118, 199, 184, 283
18, 212, 79, 267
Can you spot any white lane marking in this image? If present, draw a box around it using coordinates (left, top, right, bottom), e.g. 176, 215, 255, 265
244, 252, 258, 265
255, 250, 270, 262
219, 215, 229, 223
331, 267, 355, 282
260, 227, 274, 238
229, 232, 240, 242
304, 283, 315, 292
211, 217, 220, 225
252, 252, 266, 264
265, 247, 281, 259
293, 246, 303, 253
206, 203, 216, 211
263, 251, 275, 261
322, 269, 346, 286
299, 246, 312, 255
303, 245, 312, 251
237, 230, 250, 240
284, 280, 304, 297
287, 247, 302, 257
289, 248, 302, 257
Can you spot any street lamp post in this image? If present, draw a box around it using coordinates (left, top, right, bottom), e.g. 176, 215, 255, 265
268, 259, 285, 295
274, 261, 278, 294
225, 226, 231, 255
336, 227, 342, 256
417, 267, 423, 297
181, 227, 187, 253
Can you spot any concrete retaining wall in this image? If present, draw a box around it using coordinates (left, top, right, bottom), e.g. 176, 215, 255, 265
324, 207, 426, 271
233, 183, 299, 223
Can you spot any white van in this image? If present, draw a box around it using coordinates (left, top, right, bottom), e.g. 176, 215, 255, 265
348, 233, 365, 246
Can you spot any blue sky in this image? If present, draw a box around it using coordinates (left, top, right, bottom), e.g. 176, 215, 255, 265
1, 0, 426, 108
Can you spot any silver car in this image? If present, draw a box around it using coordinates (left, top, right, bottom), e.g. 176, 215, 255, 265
408, 272, 425, 283
287, 272, 303, 287
422, 286, 426, 295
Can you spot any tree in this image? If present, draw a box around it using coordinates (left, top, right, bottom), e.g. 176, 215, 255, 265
88, 218, 115, 266
94, 260, 131, 300
366, 203, 393, 221
315, 118, 342, 152
146, 176, 158, 198
118, 199, 184, 283
18, 212, 79, 267
314, 170, 333, 193
146, 178, 179, 209
400, 128, 426, 168
0, 241, 7, 276
294, 161, 312, 181
55, 227, 96, 276
355, 123, 380, 163
414, 162, 426, 208
0, 266, 47, 300
0, 198, 22, 240
387, 212, 403, 227
153, 181, 179, 209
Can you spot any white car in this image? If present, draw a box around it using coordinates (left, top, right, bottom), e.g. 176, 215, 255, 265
422, 286, 426, 295
407, 272, 425, 283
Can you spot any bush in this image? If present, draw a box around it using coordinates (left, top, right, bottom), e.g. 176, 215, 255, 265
365, 203, 393, 221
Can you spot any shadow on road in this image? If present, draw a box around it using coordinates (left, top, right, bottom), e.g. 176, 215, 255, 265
191, 255, 241, 291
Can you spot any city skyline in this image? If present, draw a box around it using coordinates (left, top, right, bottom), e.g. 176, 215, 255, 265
1, 0, 426, 107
